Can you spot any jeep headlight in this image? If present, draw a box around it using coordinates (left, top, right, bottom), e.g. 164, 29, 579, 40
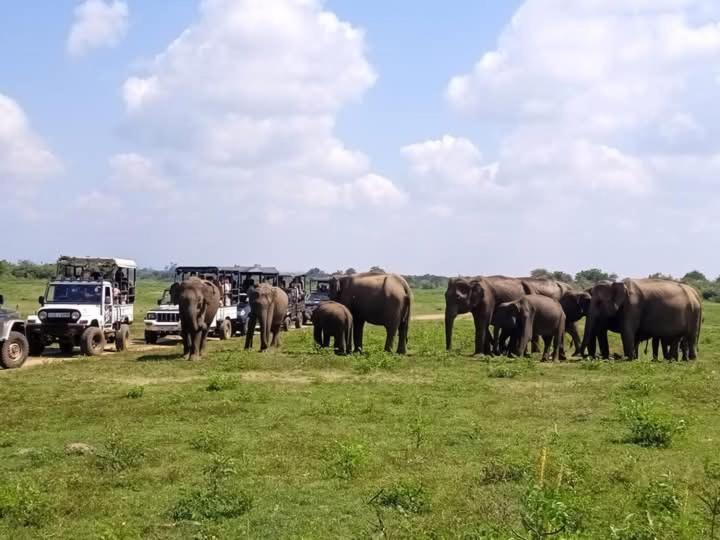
146, 312, 156, 320
38, 311, 47, 320
239, 309, 246, 317
71, 311, 81, 321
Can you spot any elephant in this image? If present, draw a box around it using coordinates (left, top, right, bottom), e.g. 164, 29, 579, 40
520, 278, 573, 300
558, 290, 591, 355
329, 272, 411, 354
311, 301, 353, 355
580, 279, 702, 361
244, 283, 289, 351
492, 295, 566, 361
445, 276, 526, 355
170, 277, 222, 361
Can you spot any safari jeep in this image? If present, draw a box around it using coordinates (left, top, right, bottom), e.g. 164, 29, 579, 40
144, 266, 243, 344
0, 294, 29, 369
26, 256, 136, 356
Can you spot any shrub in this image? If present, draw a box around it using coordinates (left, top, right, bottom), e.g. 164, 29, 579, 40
171, 488, 252, 521
372, 481, 431, 514
488, 365, 519, 379
519, 485, 582, 539
479, 457, 529, 484
0, 481, 52, 527
620, 400, 685, 448
125, 386, 144, 399
206, 375, 236, 392
324, 441, 366, 480
95, 431, 145, 472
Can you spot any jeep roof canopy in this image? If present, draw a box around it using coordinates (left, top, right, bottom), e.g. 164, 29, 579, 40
56, 256, 137, 278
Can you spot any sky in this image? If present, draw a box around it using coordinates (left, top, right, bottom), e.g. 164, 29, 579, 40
3, 0, 720, 278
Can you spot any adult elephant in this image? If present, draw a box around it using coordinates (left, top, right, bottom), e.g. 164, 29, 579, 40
580, 279, 702, 360
329, 272, 411, 354
445, 276, 525, 355
170, 277, 222, 361
244, 283, 289, 351
520, 278, 573, 300
558, 290, 591, 355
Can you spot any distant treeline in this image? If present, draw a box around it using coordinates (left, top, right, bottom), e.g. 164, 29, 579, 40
2, 261, 720, 300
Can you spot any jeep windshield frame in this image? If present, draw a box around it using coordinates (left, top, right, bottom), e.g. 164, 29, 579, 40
45, 283, 103, 305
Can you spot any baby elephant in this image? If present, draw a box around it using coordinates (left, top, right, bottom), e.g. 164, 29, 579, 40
311, 301, 353, 355
493, 295, 566, 361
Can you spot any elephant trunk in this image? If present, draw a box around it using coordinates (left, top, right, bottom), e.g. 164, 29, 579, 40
580, 312, 598, 356
445, 306, 457, 351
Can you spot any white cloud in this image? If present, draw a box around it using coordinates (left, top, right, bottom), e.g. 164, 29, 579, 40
119, 0, 400, 218
109, 153, 172, 192
0, 93, 61, 189
67, 0, 128, 57
439, 0, 720, 202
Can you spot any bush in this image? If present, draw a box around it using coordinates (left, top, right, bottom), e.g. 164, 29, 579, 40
0, 481, 52, 527
479, 457, 529, 484
171, 489, 252, 521
372, 481, 431, 514
206, 375, 236, 392
323, 441, 366, 480
95, 431, 145, 472
125, 386, 144, 399
620, 400, 685, 448
519, 485, 582, 539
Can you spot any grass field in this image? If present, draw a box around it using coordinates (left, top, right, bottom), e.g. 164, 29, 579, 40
2, 279, 720, 538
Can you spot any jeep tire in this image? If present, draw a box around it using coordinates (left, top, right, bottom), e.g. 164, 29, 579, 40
218, 319, 232, 340
144, 331, 158, 345
1, 332, 29, 369
116, 324, 130, 351
80, 327, 106, 356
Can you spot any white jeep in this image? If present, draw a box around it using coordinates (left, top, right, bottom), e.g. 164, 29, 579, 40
26, 256, 136, 356
143, 266, 240, 344
0, 294, 29, 369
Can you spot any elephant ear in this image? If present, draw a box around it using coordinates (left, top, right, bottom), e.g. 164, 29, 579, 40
469, 280, 485, 304
611, 282, 628, 309
579, 293, 591, 315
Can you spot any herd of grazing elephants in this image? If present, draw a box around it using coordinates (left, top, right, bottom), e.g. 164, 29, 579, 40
170, 271, 703, 362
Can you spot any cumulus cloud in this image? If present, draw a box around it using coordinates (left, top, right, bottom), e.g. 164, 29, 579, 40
118, 0, 400, 220
444, 0, 720, 199
67, 0, 128, 57
0, 93, 61, 189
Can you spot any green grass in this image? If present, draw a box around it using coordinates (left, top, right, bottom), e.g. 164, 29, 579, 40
1, 279, 720, 537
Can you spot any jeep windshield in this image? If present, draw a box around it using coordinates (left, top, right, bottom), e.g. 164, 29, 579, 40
307, 291, 329, 303
46, 284, 102, 304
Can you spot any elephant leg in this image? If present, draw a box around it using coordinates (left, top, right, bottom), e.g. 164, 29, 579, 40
530, 335, 540, 354
598, 332, 610, 360
397, 321, 408, 355
472, 312, 488, 356
384, 320, 400, 353
182, 329, 191, 359
191, 329, 203, 360
353, 319, 365, 353
270, 326, 281, 348
620, 322, 637, 360
566, 321, 581, 356
492, 325, 502, 356
651, 337, 660, 361
539, 336, 551, 361
334, 330, 344, 355
323, 330, 331, 348
314, 324, 323, 347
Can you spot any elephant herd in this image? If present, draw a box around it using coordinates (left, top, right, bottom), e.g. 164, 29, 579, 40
170, 272, 701, 362
446, 276, 703, 361
173, 272, 413, 360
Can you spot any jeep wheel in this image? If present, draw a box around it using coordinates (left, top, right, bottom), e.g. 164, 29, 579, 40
80, 327, 106, 356
1, 332, 29, 369
59, 340, 75, 355
28, 335, 45, 356
218, 319, 232, 340
144, 331, 158, 345
116, 324, 131, 351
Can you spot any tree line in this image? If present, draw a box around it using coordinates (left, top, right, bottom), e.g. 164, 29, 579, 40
3, 260, 720, 300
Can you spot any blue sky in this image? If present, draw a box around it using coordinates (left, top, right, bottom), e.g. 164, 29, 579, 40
3, 1, 720, 278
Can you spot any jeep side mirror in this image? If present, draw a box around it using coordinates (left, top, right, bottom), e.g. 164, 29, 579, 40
157, 299, 162, 305
38, 296, 45, 306
0, 294, 4, 305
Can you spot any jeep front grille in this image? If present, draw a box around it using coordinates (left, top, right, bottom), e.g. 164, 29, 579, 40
156, 312, 179, 323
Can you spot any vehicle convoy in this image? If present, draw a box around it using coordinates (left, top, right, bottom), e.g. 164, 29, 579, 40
303, 274, 332, 324
144, 266, 244, 344
0, 294, 29, 369
26, 256, 136, 356
280, 273, 306, 329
